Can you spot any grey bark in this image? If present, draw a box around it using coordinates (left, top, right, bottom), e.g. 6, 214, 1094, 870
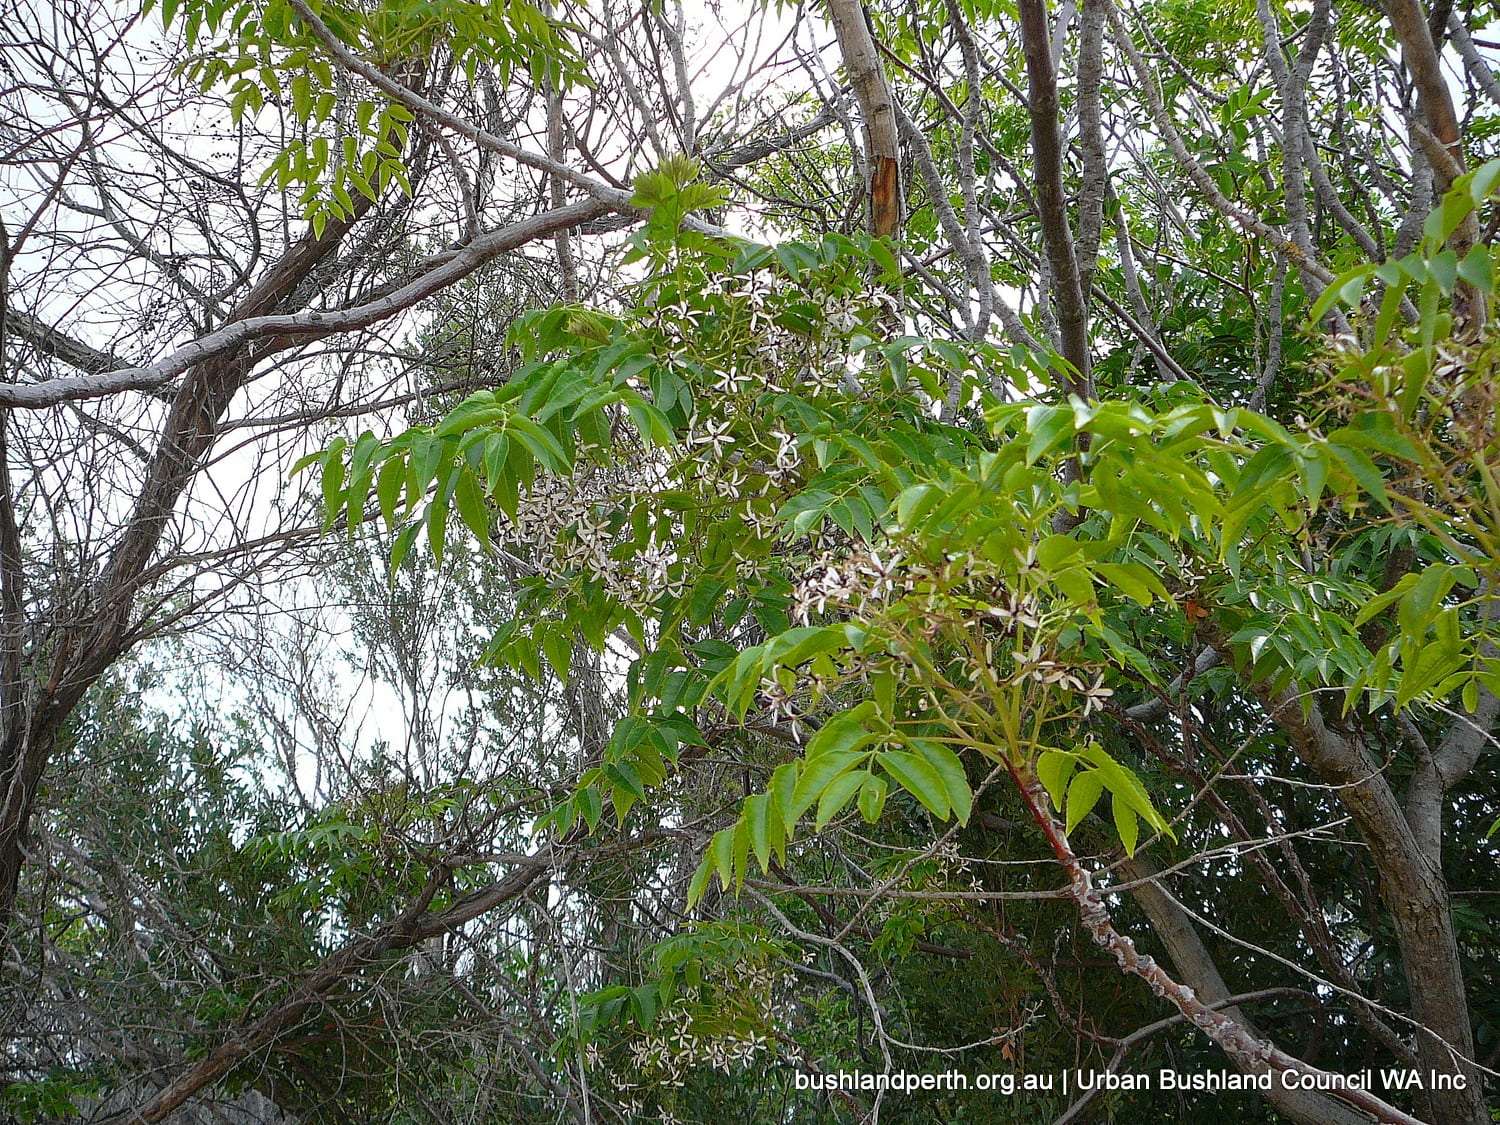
1256, 683, 1488, 1125
1120, 852, 1378, 1125
823, 0, 901, 239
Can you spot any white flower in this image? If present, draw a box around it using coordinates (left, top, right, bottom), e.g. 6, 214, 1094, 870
856, 549, 902, 598
1081, 674, 1115, 716
690, 417, 735, 458
985, 593, 1041, 631
771, 428, 800, 470
718, 466, 747, 496
758, 679, 801, 735
744, 506, 779, 536
713, 368, 753, 394
825, 301, 859, 335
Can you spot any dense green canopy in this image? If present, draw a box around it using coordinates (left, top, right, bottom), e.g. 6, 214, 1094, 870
1, 0, 1497, 1121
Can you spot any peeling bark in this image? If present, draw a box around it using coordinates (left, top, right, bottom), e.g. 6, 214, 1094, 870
824, 0, 901, 240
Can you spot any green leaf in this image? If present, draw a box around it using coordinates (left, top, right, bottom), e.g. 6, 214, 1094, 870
745, 793, 773, 871
541, 629, 573, 684
687, 577, 728, 626
1036, 534, 1082, 568
551, 798, 577, 837
687, 853, 714, 906
1468, 157, 1500, 205
790, 751, 864, 820
1025, 404, 1074, 464
453, 469, 490, 543
1054, 566, 1096, 608
770, 762, 799, 829
711, 827, 735, 891
577, 786, 603, 831
426, 484, 450, 562
508, 416, 572, 473
1094, 562, 1167, 607
1079, 744, 1173, 837
630, 983, 660, 1028
868, 238, 899, 279
712, 647, 765, 719
1065, 769, 1105, 835
1035, 750, 1077, 813
1428, 249, 1459, 294
911, 740, 971, 824
320, 436, 347, 518
1113, 795, 1141, 855
730, 819, 751, 891
805, 712, 877, 758
376, 455, 406, 527
1457, 245, 1495, 291
895, 483, 941, 528
1328, 441, 1389, 510
878, 751, 951, 819
1424, 189, 1476, 249
1354, 572, 1417, 626
1307, 264, 1370, 323
857, 773, 889, 822
390, 523, 420, 573
605, 760, 646, 801
815, 769, 869, 830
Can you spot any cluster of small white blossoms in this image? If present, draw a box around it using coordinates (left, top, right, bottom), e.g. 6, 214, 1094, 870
938, 838, 988, 895
969, 582, 1115, 710
791, 546, 904, 625
912, 838, 979, 891
788, 546, 1120, 716
982, 591, 1043, 632
495, 463, 686, 614
625, 1004, 770, 1083
686, 271, 871, 398
676, 418, 802, 498
612, 959, 793, 1108
1000, 644, 1113, 714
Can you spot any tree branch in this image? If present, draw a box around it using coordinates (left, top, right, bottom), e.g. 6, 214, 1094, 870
1018, 0, 1091, 395
102, 850, 555, 1124
4, 307, 129, 376
1007, 759, 1430, 1125
0, 200, 613, 409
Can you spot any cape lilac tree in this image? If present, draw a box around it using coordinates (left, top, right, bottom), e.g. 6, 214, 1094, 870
3, 0, 1499, 1120
309, 155, 1500, 1125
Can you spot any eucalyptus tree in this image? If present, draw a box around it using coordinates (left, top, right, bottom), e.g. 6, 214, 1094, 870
0, 0, 834, 1118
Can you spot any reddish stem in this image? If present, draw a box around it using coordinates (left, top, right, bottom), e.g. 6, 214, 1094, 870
1004, 757, 1430, 1125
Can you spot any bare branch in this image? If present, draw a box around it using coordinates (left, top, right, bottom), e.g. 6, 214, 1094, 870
0, 200, 613, 409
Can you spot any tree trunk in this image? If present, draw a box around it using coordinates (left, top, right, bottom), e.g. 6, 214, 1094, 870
0, 203, 373, 929
1120, 852, 1385, 1125
1256, 685, 1488, 1125
824, 0, 900, 240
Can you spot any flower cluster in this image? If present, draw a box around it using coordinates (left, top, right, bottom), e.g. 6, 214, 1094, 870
791, 547, 904, 625
605, 956, 794, 1116
495, 462, 686, 614
626, 1004, 770, 1079
982, 591, 1042, 632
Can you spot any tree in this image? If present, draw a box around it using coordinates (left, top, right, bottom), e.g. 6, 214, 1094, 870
5, 0, 1500, 1121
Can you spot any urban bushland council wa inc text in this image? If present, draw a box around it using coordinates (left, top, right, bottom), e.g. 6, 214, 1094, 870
792, 1068, 1468, 1095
